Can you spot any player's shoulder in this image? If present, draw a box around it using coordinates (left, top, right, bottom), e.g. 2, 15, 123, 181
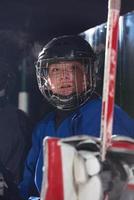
80, 97, 102, 113
34, 111, 55, 131
31, 111, 56, 141
114, 104, 133, 120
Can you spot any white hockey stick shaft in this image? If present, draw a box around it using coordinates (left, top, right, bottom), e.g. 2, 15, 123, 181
100, 0, 121, 162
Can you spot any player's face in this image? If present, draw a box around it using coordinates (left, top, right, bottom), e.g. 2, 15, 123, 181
48, 61, 88, 96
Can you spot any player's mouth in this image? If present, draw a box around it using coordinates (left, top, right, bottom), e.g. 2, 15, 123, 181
58, 84, 74, 95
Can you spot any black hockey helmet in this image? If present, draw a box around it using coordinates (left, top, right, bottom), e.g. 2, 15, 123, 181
36, 35, 97, 110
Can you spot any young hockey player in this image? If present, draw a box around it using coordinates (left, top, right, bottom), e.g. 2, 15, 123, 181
19, 35, 134, 199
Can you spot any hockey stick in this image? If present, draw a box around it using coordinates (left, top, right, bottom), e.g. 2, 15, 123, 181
100, 0, 121, 162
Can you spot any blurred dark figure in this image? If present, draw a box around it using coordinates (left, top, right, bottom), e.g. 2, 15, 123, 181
0, 59, 32, 199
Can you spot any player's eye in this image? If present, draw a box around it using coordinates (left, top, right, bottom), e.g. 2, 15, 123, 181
49, 67, 60, 75
67, 65, 76, 72
72, 65, 76, 70
53, 67, 59, 72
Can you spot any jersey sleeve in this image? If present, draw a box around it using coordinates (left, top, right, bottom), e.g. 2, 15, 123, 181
18, 124, 43, 199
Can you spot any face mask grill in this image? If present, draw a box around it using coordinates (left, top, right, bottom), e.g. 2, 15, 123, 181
36, 58, 96, 110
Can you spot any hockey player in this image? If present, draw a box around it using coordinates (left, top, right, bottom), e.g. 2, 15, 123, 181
0, 60, 32, 199
19, 35, 134, 199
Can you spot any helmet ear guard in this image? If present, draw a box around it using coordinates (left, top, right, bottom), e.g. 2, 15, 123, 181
36, 35, 97, 110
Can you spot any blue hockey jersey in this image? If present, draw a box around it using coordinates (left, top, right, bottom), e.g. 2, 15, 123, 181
19, 98, 134, 199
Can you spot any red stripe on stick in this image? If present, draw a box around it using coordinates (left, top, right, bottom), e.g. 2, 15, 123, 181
100, 0, 121, 162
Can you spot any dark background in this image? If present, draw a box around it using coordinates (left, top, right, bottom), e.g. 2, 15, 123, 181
1, 0, 134, 66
